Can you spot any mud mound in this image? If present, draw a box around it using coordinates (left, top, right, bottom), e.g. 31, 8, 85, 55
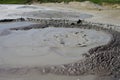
0, 19, 120, 80
0, 20, 111, 67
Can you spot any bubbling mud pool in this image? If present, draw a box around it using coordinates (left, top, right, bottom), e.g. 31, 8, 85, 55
0, 20, 119, 80
0, 22, 111, 67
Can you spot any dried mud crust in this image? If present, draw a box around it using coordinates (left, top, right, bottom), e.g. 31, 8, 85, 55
0, 19, 120, 78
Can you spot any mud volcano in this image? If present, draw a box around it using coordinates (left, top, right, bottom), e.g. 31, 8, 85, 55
0, 18, 120, 79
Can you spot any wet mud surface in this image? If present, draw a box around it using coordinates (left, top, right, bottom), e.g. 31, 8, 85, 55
0, 19, 120, 80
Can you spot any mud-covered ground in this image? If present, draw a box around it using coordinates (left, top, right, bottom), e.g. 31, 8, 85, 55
0, 2, 120, 80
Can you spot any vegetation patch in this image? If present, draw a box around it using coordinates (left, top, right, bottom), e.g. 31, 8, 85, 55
0, 0, 30, 4
0, 0, 120, 4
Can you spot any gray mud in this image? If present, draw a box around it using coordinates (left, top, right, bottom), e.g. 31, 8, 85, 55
7, 10, 92, 19
0, 19, 120, 80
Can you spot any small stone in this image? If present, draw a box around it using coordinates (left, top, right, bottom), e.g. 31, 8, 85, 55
75, 32, 79, 34
78, 43, 81, 45
42, 69, 46, 73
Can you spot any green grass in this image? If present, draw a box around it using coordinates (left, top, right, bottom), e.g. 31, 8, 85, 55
37, 0, 120, 4
0, 0, 120, 4
0, 0, 30, 4
89, 0, 120, 4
